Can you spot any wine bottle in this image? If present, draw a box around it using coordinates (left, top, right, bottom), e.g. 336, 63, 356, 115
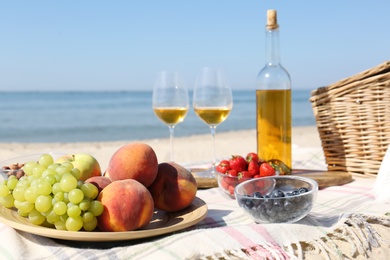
256, 9, 292, 174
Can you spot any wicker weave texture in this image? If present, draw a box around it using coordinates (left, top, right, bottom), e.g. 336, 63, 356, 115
310, 61, 390, 176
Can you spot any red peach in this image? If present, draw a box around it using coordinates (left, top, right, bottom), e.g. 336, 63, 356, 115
85, 176, 112, 194
104, 142, 158, 187
148, 162, 197, 212
97, 179, 154, 232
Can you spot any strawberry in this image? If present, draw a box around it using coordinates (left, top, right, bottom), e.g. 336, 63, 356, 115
227, 169, 238, 177
259, 162, 276, 177
216, 160, 230, 174
224, 176, 236, 186
228, 185, 235, 195
245, 152, 259, 163
239, 170, 252, 180
247, 160, 259, 177
229, 155, 247, 172
220, 178, 229, 190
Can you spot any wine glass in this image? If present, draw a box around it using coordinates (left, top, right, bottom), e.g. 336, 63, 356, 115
153, 71, 189, 162
193, 67, 233, 177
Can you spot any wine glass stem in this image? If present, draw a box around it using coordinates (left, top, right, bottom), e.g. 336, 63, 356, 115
210, 125, 217, 167
169, 125, 175, 162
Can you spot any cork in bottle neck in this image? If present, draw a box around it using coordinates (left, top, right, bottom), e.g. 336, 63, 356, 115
266, 9, 279, 30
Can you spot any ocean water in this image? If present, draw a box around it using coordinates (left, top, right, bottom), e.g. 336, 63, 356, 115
0, 90, 316, 143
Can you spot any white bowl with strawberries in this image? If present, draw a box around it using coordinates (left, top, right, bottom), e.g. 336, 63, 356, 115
215, 152, 289, 199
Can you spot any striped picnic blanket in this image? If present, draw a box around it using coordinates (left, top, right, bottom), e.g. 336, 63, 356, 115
1, 147, 389, 259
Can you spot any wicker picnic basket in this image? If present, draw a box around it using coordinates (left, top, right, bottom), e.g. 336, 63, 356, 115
310, 61, 390, 177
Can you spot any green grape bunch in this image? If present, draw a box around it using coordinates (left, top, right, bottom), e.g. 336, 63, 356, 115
0, 153, 104, 232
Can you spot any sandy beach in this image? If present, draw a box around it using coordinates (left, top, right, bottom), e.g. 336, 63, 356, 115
0, 126, 323, 171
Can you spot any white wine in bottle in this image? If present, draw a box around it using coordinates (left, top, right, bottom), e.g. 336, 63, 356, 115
256, 10, 292, 174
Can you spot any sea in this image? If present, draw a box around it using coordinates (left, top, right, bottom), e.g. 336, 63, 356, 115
0, 90, 316, 143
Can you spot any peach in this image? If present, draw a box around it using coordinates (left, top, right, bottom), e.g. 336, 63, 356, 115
85, 176, 112, 194
148, 162, 197, 212
104, 142, 158, 187
97, 179, 154, 232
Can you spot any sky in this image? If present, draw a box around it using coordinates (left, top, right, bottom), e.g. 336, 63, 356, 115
0, 1, 389, 91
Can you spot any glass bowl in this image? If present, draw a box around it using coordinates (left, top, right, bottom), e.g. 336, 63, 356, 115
0, 153, 66, 180
234, 176, 318, 223
216, 171, 251, 198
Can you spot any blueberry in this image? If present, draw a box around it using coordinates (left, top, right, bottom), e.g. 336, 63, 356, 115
273, 201, 284, 212
298, 187, 309, 194
253, 192, 263, 198
266, 207, 277, 217
252, 199, 262, 207
241, 198, 254, 209
264, 198, 273, 210
271, 189, 285, 198
291, 190, 300, 196
290, 190, 302, 202
256, 208, 269, 222
283, 200, 295, 212
247, 203, 268, 223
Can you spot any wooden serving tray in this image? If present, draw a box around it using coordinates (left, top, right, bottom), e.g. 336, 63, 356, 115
292, 169, 353, 188
192, 169, 353, 189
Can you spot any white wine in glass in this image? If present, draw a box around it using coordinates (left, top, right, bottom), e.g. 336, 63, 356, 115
193, 67, 233, 177
153, 71, 189, 162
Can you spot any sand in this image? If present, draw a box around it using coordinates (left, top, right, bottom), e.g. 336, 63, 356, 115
0, 126, 322, 170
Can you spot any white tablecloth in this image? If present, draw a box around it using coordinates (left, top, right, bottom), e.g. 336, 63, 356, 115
1, 146, 389, 259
